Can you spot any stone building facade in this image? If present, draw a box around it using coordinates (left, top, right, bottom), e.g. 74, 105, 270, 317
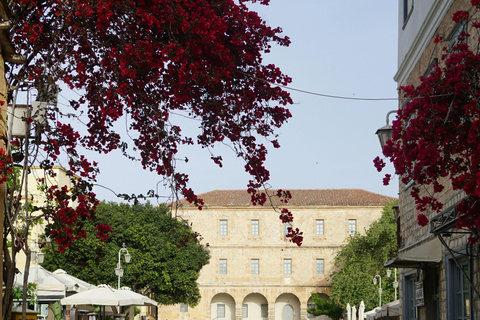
387, 1, 480, 319
160, 189, 395, 320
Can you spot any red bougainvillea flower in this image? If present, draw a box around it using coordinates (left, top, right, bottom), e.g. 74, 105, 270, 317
417, 214, 429, 227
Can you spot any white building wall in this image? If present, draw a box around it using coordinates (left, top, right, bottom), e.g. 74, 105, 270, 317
396, 0, 454, 85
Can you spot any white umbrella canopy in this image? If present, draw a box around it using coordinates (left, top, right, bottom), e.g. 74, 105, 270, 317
60, 284, 145, 306
359, 301, 365, 320
14, 265, 66, 301
52, 269, 96, 292
352, 305, 357, 320
119, 287, 157, 306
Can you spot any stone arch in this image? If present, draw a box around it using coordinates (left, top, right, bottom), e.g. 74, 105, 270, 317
211, 293, 236, 320
307, 292, 330, 305
242, 292, 268, 319
274, 293, 300, 320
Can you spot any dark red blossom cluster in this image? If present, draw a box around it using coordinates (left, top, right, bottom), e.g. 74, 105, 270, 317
378, 2, 480, 239
43, 181, 101, 252
0, 148, 12, 185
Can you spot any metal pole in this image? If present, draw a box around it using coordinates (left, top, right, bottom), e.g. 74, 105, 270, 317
394, 269, 397, 301
379, 276, 382, 307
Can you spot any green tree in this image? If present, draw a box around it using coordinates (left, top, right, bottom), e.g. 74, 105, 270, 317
307, 293, 344, 320
42, 202, 210, 306
329, 200, 398, 311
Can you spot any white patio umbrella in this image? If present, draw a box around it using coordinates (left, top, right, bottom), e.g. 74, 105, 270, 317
358, 301, 365, 320
346, 303, 352, 320
60, 284, 145, 306
352, 305, 357, 320
52, 269, 96, 293
14, 265, 66, 301
119, 287, 157, 306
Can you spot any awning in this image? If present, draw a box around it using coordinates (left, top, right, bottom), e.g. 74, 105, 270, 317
384, 237, 442, 268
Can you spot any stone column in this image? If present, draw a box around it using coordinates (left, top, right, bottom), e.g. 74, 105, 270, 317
268, 304, 275, 320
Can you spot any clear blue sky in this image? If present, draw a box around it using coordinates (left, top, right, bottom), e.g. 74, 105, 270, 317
66, 1, 400, 203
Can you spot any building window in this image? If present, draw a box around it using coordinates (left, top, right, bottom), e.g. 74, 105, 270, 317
447, 252, 471, 319
219, 219, 228, 236
316, 259, 324, 275
261, 304, 268, 318
179, 303, 188, 312
403, 273, 417, 320
283, 222, 292, 237
251, 259, 259, 275
283, 258, 292, 274
315, 219, 324, 236
217, 304, 226, 318
219, 259, 227, 275
448, 20, 468, 50
251, 219, 259, 236
242, 304, 248, 318
348, 219, 357, 236
403, 0, 413, 25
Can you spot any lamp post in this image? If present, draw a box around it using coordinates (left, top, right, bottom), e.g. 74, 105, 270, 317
115, 243, 131, 289
387, 268, 399, 301
373, 274, 382, 308
375, 110, 397, 149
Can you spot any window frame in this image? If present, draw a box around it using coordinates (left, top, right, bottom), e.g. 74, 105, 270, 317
283, 258, 292, 275
315, 219, 324, 236
242, 304, 248, 318
219, 219, 228, 236
179, 303, 188, 313
446, 247, 472, 320
251, 258, 259, 275
283, 222, 292, 237
348, 219, 357, 236
447, 20, 468, 50
219, 259, 227, 275
217, 304, 226, 318
251, 219, 259, 236
403, 0, 414, 27
261, 304, 268, 318
316, 258, 325, 275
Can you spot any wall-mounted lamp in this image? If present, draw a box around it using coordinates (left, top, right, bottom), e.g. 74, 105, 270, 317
375, 110, 397, 149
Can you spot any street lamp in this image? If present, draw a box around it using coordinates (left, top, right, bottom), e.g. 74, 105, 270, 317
387, 268, 399, 300
373, 274, 382, 308
115, 243, 131, 289
375, 110, 397, 149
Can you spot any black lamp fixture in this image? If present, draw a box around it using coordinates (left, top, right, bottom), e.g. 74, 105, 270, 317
375, 110, 397, 149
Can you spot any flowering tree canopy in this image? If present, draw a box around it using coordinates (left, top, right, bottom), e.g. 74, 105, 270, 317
2, 0, 303, 317
375, 1, 480, 242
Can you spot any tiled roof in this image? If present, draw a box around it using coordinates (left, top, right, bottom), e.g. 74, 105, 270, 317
179, 189, 397, 207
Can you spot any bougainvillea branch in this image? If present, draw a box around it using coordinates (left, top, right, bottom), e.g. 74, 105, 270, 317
376, 1, 480, 243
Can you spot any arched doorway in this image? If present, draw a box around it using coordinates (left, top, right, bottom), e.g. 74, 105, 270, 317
242, 293, 268, 319
283, 304, 294, 320
211, 293, 235, 320
274, 293, 300, 320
